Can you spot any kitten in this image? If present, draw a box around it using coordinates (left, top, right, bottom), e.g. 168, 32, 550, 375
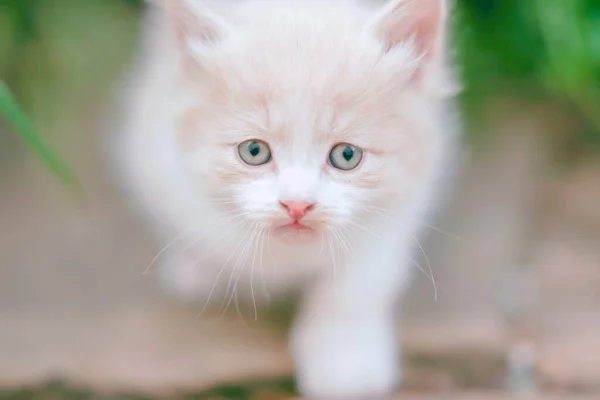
118, 0, 459, 397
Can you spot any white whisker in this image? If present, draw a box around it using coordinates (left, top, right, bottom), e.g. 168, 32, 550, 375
266, 227, 276, 264
195, 220, 251, 318
179, 211, 250, 257
258, 227, 270, 300
250, 226, 265, 321
143, 224, 200, 276
220, 223, 260, 317
318, 230, 325, 256
331, 226, 354, 261
234, 291, 249, 327
406, 257, 432, 281
361, 206, 392, 219
417, 221, 462, 241
346, 217, 382, 239
411, 235, 438, 302
326, 231, 338, 280
361, 207, 462, 241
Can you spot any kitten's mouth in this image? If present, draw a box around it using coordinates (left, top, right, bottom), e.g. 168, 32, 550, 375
275, 220, 315, 235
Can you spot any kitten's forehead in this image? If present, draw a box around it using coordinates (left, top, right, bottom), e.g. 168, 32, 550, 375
201, 1, 418, 100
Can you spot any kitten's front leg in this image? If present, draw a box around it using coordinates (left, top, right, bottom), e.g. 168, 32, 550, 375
292, 303, 400, 399
291, 234, 412, 399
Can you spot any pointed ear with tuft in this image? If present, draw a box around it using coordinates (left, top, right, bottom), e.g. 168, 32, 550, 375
368, 0, 447, 62
167, 0, 232, 59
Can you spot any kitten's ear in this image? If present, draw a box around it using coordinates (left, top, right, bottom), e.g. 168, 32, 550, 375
167, 0, 231, 58
368, 0, 447, 61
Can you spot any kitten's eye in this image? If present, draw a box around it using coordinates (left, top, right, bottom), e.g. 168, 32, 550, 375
329, 143, 363, 171
238, 139, 272, 166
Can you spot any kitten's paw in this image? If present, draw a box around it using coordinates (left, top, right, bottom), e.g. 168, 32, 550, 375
292, 323, 400, 399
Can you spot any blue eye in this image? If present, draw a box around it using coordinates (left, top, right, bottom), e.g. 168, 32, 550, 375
329, 143, 363, 171
238, 139, 272, 166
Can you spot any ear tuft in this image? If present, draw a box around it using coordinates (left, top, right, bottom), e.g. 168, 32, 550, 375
167, 0, 231, 57
369, 0, 447, 60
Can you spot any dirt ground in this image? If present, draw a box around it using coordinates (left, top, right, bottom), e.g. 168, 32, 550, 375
0, 381, 596, 400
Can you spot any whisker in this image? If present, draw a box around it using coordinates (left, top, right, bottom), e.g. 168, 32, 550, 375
361, 207, 462, 241
318, 230, 325, 256
196, 200, 240, 206
345, 217, 382, 239
234, 291, 249, 327
327, 231, 340, 312
258, 227, 270, 300
143, 224, 200, 276
179, 211, 251, 257
326, 231, 338, 280
195, 220, 251, 318
266, 227, 276, 264
338, 227, 356, 260
411, 235, 438, 302
416, 221, 463, 241
361, 206, 393, 218
220, 223, 260, 317
221, 224, 255, 299
332, 226, 354, 261
406, 257, 432, 281
250, 226, 265, 321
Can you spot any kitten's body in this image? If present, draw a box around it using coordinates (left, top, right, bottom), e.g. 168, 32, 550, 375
119, 0, 458, 397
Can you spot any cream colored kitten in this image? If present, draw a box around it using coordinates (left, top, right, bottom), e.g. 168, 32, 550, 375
119, 0, 458, 398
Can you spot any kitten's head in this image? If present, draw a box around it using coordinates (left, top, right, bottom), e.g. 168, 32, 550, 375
165, 0, 456, 238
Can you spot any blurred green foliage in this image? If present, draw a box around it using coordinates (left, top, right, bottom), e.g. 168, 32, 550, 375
1, 0, 600, 185
455, 0, 600, 149
0, 0, 141, 188
0, 79, 80, 190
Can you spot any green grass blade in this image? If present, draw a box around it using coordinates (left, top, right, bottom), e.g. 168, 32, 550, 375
0, 79, 81, 192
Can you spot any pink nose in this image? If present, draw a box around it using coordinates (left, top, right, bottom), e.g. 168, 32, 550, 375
280, 200, 315, 220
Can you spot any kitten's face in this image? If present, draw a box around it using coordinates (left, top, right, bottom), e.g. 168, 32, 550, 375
171, 0, 453, 238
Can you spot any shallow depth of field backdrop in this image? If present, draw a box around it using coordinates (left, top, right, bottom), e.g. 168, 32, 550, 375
1, 0, 600, 398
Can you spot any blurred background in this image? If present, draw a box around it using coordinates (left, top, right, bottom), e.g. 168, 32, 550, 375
1, 0, 600, 398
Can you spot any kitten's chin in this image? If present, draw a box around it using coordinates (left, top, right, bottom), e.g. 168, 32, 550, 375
274, 221, 319, 239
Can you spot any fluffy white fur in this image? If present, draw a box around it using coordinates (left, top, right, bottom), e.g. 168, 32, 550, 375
118, 0, 459, 398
